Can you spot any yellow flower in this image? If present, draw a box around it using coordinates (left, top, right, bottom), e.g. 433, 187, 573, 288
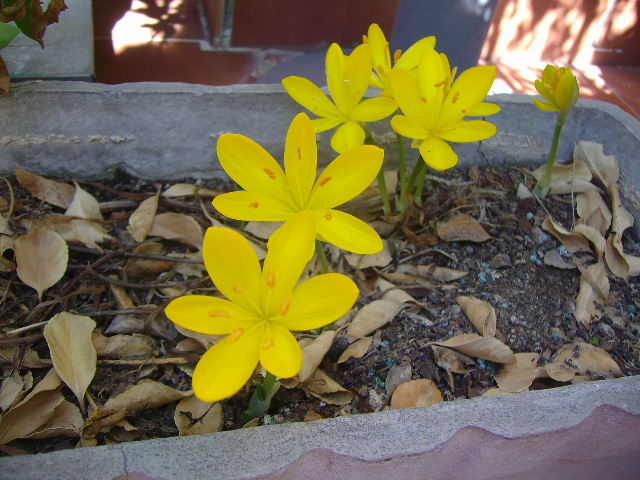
212, 113, 383, 255
363, 23, 435, 97
165, 211, 359, 402
387, 47, 500, 171
534, 64, 580, 117
282, 43, 397, 153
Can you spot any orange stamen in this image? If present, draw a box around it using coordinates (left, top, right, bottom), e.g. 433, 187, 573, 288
452, 92, 460, 104
262, 338, 275, 350
267, 269, 276, 289
228, 327, 244, 345
263, 168, 276, 180
434, 80, 446, 87
208, 309, 231, 318
319, 176, 332, 187
394, 49, 402, 63
233, 283, 243, 292
325, 212, 332, 221
248, 202, 259, 209
279, 293, 293, 316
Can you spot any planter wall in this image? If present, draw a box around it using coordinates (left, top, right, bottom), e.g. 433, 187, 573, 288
0, 83, 639, 234
1, 377, 639, 480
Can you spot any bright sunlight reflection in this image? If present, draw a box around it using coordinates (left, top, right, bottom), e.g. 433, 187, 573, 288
112, 0, 185, 54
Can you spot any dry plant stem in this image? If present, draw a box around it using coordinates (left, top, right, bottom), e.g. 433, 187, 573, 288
315, 240, 329, 274
68, 245, 203, 264
534, 116, 565, 198
86, 268, 198, 289
0, 332, 43, 347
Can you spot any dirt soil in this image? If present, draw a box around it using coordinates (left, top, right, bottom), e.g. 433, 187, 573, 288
1, 164, 638, 454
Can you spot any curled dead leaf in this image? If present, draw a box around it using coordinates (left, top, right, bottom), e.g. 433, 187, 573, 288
495, 352, 540, 393
456, 296, 496, 337
436, 213, 491, 243
337, 336, 373, 364
574, 261, 610, 326
605, 234, 640, 280
531, 161, 598, 194
573, 141, 618, 190
16, 169, 74, 209
431, 333, 516, 364
174, 395, 223, 436
127, 193, 159, 243
149, 213, 204, 250
298, 330, 336, 382
303, 369, 353, 406
432, 345, 477, 374
391, 379, 443, 409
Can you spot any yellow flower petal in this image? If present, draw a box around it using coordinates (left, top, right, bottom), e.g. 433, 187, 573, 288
273, 273, 358, 331
203, 227, 263, 314
326, 43, 348, 111
366, 23, 391, 76
394, 36, 436, 71
466, 102, 501, 116
419, 137, 458, 171
440, 120, 497, 143
165, 295, 258, 334
387, 68, 422, 120
258, 323, 302, 379
417, 48, 447, 123
330, 121, 365, 154
308, 145, 383, 210
342, 43, 373, 114
217, 134, 291, 202
282, 76, 339, 118
351, 97, 397, 122
390, 114, 429, 140
556, 70, 580, 112
311, 116, 343, 133
533, 98, 559, 112
261, 211, 316, 316
439, 65, 496, 129
213, 191, 295, 221
314, 209, 382, 254
192, 323, 261, 402
284, 113, 317, 209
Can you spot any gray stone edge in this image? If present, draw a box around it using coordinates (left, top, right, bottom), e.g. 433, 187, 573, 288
1, 376, 639, 480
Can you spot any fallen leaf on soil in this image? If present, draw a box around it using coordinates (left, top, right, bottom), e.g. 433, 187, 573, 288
303, 369, 353, 406
495, 352, 540, 393
43, 312, 97, 408
456, 295, 496, 337
574, 261, 610, 326
347, 299, 407, 340
110, 284, 135, 310
436, 213, 491, 243
572, 224, 606, 258
149, 213, 204, 250
83, 380, 191, 439
123, 242, 174, 278
344, 239, 393, 269
337, 336, 373, 363
173, 324, 222, 350
385, 364, 412, 395
543, 249, 576, 269
174, 395, 223, 436
397, 264, 468, 283
243, 221, 282, 240
25, 400, 83, 439
0, 375, 25, 412
430, 333, 516, 364
16, 169, 75, 209
543, 341, 623, 380
576, 191, 611, 236
391, 379, 443, 409
127, 193, 159, 243
573, 141, 618, 190
162, 184, 220, 199
432, 345, 477, 374
531, 161, 597, 194
0, 369, 64, 444
610, 184, 635, 235
542, 216, 593, 254
14, 227, 68, 301
0, 213, 12, 235
0, 347, 50, 368
605, 234, 640, 280
172, 252, 205, 278
376, 278, 415, 303
298, 330, 336, 382
91, 332, 155, 358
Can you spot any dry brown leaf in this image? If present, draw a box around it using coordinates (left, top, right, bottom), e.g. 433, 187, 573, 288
574, 261, 610, 326
14, 227, 68, 301
543, 248, 576, 270
605, 234, 640, 280
162, 184, 220, 199
432, 345, 477, 374
243, 221, 282, 240
344, 239, 393, 269
610, 184, 634, 235
546, 341, 623, 379
542, 216, 592, 254
431, 333, 516, 364
16, 169, 74, 209
127, 193, 159, 243
396, 264, 468, 283
390, 379, 443, 409
173, 324, 222, 350
0, 213, 12, 235
27, 214, 110, 250
456, 296, 497, 337
384, 364, 412, 395
573, 141, 618, 190
303, 369, 353, 405
0, 347, 50, 368
65, 180, 102, 220
149, 212, 204, 250
536, 363, 577, 383
0, 375, 25, 412
174, 395, 223, 436
572, 224, 606, 258
436, 213, 491, 243
576, 191, 612, 236
347, 299, 406, 340
0, 369, 63, 444
123, 242, 174, 278
337, 337, 373, 363
531, 161, 597, 194
91, 332, 155, 358
495, 352, 540, 393
26, 400, 83, 439
377, 277, 416, 303
110, 284, 135, 310
44, 312, 97, 408
298, 330, 336, 382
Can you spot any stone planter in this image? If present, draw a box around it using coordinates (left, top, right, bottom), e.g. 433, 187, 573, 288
0, 83, 639, 479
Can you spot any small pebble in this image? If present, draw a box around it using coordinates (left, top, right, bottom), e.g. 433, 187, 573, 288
526, 212, 534, 220
597, 322, 616, 338
489, 253, 512, 269
531, 226, 552, 245
478, 272, 487, 283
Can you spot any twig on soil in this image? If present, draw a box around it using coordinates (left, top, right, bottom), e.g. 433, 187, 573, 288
85, 268, 198, 290
68, 245, 203, 264
0, 332, 43, 347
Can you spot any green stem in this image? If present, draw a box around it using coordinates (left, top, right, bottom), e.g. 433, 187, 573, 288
534, 115, 566, 198
413, 160, 428, 207
396, 133, 409, 214
315, 239, 329, 274
364, 127, 392, 216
